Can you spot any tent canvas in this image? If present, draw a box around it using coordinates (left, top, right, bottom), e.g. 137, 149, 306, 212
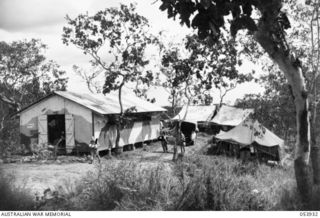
210, 105, 254, 126
215, 118, 284, 148
172, 105, 216, 124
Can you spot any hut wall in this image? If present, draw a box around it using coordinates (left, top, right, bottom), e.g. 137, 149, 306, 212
20, 95, 92, 153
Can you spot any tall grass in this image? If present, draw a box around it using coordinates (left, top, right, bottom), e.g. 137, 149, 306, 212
0, 169, 35, 210
46, 155, 312, 211
2, 154, 318, 210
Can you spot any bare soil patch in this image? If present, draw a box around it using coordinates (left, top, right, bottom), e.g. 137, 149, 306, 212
0, 134, 211, 195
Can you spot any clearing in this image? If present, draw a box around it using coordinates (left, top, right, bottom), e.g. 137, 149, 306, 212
0, 134, 211, 195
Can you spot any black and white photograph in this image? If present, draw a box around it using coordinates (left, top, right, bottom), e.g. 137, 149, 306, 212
0, 0, 319, 214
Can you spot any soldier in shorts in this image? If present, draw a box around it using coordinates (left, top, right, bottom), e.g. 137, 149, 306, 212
89, 138, 100, 164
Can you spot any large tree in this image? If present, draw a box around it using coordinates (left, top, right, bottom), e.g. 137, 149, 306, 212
159, 0, 317, 207
237, 0, 320, 184
62, 3, 158, 154
161, 34, 252, 112
0, 39, 68, 154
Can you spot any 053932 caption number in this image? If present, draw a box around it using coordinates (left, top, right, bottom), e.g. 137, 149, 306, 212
300, 212, 319, 216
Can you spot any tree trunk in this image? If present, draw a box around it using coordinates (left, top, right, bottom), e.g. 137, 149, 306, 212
311, 80, 320, 184
311, 116, 320, 184
172, 89, 176, 116
311, 146, 320, 184
115, 83, 124, 155
172, 142, 178, 161
172, 122, 179, 162
255, 23, 313, 207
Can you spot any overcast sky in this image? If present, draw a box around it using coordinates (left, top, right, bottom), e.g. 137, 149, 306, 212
0, 0, 264, 105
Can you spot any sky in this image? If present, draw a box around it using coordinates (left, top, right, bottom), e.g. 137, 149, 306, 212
0, 0, 264, 106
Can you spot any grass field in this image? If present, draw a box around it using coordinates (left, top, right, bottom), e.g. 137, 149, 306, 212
0, 134, 209, 195
1, 133, 315, 210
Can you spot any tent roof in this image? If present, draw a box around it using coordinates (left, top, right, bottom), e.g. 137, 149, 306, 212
215, 118, 284, 147
17, 91, 166, 115
210, 105, 254, 126
172, 105, 216, 124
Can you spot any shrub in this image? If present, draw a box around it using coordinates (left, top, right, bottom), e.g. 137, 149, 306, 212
171, 156, 268, 210
72, 161, 175, 210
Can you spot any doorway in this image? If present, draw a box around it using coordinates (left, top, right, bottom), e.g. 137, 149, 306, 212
47, 114, 66, 153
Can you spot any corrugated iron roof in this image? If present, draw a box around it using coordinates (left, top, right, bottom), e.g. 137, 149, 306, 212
17, 91, 166, 115
172, 105, 216, 124
210, 105, 254, 126
56, 91, 166, 114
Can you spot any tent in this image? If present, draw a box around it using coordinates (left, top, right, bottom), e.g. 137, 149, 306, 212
211, 105, 254, 126
172, 105, 216, 124
215, 117, 284, 161
215, 118, 284, 147
171, 105, 216, 145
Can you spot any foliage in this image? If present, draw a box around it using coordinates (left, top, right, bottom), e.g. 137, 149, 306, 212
72, 65, 103, 93
285, 0, 320, 145
158, 0, 317, 201
161, 34, 253, 109
0, 39, 68, 107
235, 70, 296, 143
234, 0, 320, 148
185, 34, 253, 105
158, 0, 289, 43
2, 153, 320, 210
160, 42, 193, 109
0, 39, 68, 154
30, 155, 319, 210
62, 3, 158, 97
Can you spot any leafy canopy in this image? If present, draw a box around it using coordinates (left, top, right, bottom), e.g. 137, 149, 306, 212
0, 39, 68, 109
161, 34, 253, 106
159, 0, 291, 50
62, 3, 158, 95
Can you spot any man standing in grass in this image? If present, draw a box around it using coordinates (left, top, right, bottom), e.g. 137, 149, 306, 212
159, 120, 169, 153
167, 121, 186, 160
89, 138, 100, 164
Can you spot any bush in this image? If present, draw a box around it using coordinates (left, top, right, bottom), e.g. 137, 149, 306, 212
171, 156, 268, 210
0, 119, 21, 157
72, 161, 175, 210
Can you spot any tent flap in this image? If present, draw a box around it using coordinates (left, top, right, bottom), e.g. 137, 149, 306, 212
211, 105, 254, 126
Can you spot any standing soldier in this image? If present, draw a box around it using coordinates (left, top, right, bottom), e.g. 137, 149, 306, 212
89, 137, 100, 164
170, 121, 186, 161
176, 122, 186, 154
159, 120, 168, 153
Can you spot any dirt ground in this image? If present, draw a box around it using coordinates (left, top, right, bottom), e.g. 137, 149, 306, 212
0, 134, 211, 195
